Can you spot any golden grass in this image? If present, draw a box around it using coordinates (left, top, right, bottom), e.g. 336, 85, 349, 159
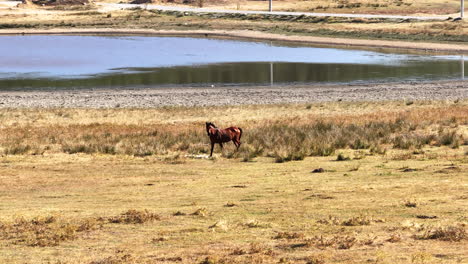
197, 0, 459, 15
2, 7, 468, 43
0, 101, 467, 263
1, 101, 466, 158
0, 216, 100, 247
97, 0, 459, 15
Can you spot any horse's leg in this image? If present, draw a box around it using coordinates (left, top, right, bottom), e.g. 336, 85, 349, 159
233, 140, 239, 150
233, 135, 241, 150
210, 142, 214, 157
219, 142, 224, 150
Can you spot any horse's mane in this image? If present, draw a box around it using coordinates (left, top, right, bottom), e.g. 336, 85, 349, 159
206, 122, 217, 128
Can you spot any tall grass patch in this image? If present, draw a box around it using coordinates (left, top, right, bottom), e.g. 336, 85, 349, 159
0, 216, 100, 247
0, 104, 467, 161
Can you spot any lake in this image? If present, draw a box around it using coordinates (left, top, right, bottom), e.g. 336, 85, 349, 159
0, 35, 465, 90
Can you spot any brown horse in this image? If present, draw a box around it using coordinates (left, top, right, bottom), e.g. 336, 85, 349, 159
206, 122, 243, 157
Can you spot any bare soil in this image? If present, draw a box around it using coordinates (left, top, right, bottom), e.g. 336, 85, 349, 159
0, 80, 467, 108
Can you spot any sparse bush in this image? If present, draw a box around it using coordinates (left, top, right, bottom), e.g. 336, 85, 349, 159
0, 215, 100, 247
208, 220, 228, 232
392, 134, 430, 149
249, 242, 272, 254
417, 224, 467, 241
305, 254, 327, 264
107, 209, 160, 224
350, 138, 370, 149
404, 200, 417, 208
231, 247, 247, 255
336, 153, 351, 161
191, 208, 208, 217
274, 231, 305, 240
362, 235, 377, 245
370, 144, 386, 155
306, 235, 356, 250
436, 130, 462, 148
274, 149, 305, 163
342, 216, 372, 226
173, 211, 186, 216
187, 143, 209, 154
318, 215, 383, 226
3, 144, 32, 155
240, 144, 263, 162
391, 152, 414, 160
310, 143, 335, 156
244, 219, 271, 228
348, 164, 360, 171
89, 251, 136, 264
199, 256, 218, 264
162, 152, 184, 164
386, 233, 402, 243
411, 252, 434, 264
317, 215, 341, 225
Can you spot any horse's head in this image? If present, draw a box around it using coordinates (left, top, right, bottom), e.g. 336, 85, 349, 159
206, 122, 216, 136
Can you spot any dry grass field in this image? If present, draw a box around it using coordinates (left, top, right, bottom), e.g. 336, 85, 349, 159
95, 0, 461, 15
0, 0, 467, 263
1, 1, 468, 43
0, 100, 467, 263
178, 0, 460, 15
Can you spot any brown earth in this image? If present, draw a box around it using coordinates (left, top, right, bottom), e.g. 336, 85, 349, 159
0, 80, 467, 108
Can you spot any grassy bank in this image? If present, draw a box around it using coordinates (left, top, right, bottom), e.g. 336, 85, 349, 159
0, 101, 467, 263
1, 6, 468, 43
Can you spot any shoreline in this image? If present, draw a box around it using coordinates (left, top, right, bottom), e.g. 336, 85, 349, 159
1, 80, 467, 108
1, 28, 468, 52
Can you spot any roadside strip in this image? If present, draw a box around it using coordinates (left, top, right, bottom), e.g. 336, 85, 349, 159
97, 2, 449, 21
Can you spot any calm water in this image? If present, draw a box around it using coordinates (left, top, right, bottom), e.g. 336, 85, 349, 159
0, 35, 465, 89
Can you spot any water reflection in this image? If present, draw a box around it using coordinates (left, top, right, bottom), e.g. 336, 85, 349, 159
0, 35, 466, 90
461, 55, 465, 80
0, 61, 464, 90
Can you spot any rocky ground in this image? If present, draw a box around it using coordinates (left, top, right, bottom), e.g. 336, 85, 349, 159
0, 80, 467, 108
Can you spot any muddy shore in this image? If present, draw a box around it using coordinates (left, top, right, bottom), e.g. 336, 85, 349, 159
0, 80, 467, 108
2, 28, 468, 52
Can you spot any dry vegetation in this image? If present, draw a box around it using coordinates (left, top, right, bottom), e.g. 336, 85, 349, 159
0, 100, 467, 263
169, 0, 460, 15
0, 101, 467, 159
1, 1, 468, 43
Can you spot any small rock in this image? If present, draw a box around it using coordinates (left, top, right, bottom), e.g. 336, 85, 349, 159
311, 168, 325, 173
231, 185, 247, 188
401, 168, 417, 172
416, 215, 437, 219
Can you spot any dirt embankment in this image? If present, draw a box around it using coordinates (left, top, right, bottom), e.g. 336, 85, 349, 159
0, 80, 467, 108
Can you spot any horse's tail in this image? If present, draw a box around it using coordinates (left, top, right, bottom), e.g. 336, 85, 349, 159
238, 127, 243, 141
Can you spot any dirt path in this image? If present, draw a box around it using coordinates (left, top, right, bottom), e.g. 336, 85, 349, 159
1, 28, 468, 52
1, 80, 466, 108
